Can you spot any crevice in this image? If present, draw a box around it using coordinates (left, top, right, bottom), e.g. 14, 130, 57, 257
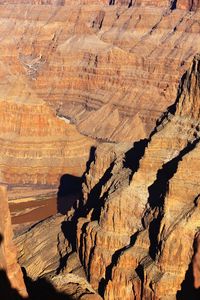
61, 159, 115, 251
170, 0, 177, 10
128, 0, 133, 8
98, 231, 140, 297
143, 138, 200, 260
123, 139, 148, 181
150, 70, 187, 137
135, 264, 144, 299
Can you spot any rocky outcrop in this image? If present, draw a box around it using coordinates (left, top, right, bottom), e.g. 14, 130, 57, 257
15, 212, 103, 299
62, 55, 200, 299
0, 185, 27, 297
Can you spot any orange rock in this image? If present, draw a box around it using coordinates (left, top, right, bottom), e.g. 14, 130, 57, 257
73, 55, 200, 299
193, 233, 200, 289
0, 185, 28, 297
0, 0, 199, 145
177, 0, 200, 10
0, 99, 94, 186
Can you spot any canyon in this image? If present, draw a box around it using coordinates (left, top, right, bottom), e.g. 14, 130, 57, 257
0, 0, 199, 299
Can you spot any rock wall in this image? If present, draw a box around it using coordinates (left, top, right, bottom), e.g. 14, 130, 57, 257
0, 185, 27, 297
0, 99, 94, 186
65, 55, 200, 299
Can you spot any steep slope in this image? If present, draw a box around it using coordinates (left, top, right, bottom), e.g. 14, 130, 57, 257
15, 212, 103, 300
63, 55, 200, 299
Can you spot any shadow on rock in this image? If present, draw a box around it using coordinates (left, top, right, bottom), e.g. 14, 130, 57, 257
22, 268, 72, 300
0, 269, 24, 300
57, 174, 82, 215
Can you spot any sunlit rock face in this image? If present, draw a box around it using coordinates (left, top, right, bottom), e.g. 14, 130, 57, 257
0, 99, 94, 186
0, 1, 199, 298
0, 185, 27, 297
61, 55, 200, 299
0, 0, 200, 148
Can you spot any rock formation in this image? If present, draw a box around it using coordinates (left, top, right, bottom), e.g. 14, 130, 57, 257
0, 0, 199, 150
0, 0, 199, 299
61, 55, 200, 299
15, 212, 103, 299
0, 185, 27, 298
0, 98, 94, 186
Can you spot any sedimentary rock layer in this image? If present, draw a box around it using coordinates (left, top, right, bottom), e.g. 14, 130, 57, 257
15, 213, 103, 299
0, 98, 94, 186
0, 185, 27, 297
65, 55, 200, 299
0, 0, 200, 145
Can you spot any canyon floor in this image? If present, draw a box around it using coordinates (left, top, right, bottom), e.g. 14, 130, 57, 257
0, 1, 200, 300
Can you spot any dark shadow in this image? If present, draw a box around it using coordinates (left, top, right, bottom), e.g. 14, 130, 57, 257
60, 161, 114, 252
176, 235, 200, 300
0, 235, 72, 300
128, 0, 133, 8
0, 233, 3, 244
0, 269, 25, 300
22, 268, 72, 300
57, 146, 96, 215
60, 157, 115, 256
57, 174, 82, 215
124, 139, 148, 181
85, 146, 96, 175
170, 0, 177, 10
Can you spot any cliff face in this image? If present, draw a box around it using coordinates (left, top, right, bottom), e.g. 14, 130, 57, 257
63, 55, 200, 299
0, 185, 27, 297
0, 99, 94, 186
0, 0, 199, 147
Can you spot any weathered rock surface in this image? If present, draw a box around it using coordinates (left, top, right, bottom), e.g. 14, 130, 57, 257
193, 233, 200, 289
0, 0, 200, 146
15, 213, 68, 279
15, 213, 103, 299
0, 98, 94, 186
0, 1, 200, 299
0, 185, 27, 297
63, 55, 200, 299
